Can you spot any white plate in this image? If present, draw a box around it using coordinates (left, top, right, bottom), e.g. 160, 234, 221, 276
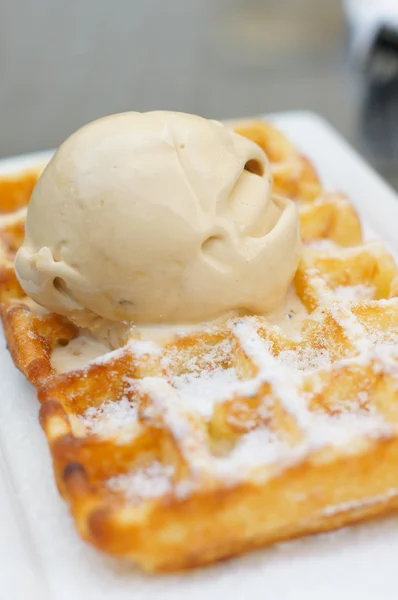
1, 112, 398, 600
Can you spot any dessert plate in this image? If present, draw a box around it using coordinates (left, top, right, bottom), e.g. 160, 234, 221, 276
1, 112, 398, 600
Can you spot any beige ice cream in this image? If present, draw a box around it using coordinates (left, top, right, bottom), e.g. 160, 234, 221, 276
15, 111, 301, 336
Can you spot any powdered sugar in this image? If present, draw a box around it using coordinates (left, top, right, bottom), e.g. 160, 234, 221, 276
277, 347, 331, 372
79, 397, 137, 437
306, 238, 341, 252
87, 345, 128, 367
137, 377, 212, 475
164, 337, 233, 374
213, 400, 389, 484
127, 339, 161, 357
330, 302, 374, 354
323, 488, 398, 517
234, 321, 312, 431
310, 407, 389, 449
333, 284, 375, 301
107, 461, 174, 502
172, 367, 239, 417
85, 337, 161, 369
214, 428, 294, 478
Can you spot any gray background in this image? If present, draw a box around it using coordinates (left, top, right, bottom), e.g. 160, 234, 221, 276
1, 0, 397, 187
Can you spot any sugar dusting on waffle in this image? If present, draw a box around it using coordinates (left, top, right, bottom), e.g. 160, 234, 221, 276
172, 368, 239, 417
333, 284, 375, 301
79, 398, 138, 437
72, 276, 398, 447
80, 289, 398, 498
107, 462, 175, 502
322, 488, 398, 518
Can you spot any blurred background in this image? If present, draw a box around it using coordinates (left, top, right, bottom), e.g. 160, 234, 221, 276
1, 0, 398, 188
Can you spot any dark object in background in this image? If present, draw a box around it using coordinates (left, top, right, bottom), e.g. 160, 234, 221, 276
345, 0, 398, 187
360, 77, 398, 189
360, 22, 398, 189
365, 24, 398, 84
345, 0, 398, 83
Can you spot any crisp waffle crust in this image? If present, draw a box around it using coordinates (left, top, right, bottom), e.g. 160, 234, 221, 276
1, 122, 398, 572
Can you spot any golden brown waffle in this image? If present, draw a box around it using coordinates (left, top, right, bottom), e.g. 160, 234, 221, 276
231, 119, 323, 202
1, 123, 398, 572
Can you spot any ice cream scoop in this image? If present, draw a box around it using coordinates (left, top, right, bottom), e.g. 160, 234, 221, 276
15, 111, 301, 330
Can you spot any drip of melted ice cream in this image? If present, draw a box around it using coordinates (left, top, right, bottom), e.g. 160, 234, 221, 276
50, 285, 308, 373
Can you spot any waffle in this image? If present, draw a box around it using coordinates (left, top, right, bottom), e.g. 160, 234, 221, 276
231, 119, 323, 202
1, 122, 398, 573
